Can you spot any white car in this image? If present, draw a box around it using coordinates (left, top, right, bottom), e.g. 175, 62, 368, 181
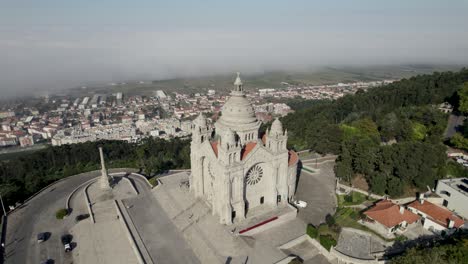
293, 200, 307, 208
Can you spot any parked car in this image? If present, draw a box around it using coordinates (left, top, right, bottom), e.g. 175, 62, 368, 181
61, 234, 72, 252
37, 232, 47, 243
75, 213, 90, 222
292, 200, 308, 208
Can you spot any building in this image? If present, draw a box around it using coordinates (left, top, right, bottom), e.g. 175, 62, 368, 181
190, 73, 299, 225
155, 90, 167, 100
19, 135, 34, 147
207, 89, 216, 96
407, 198, 464, 234
363, 199, 419, 235
435, 178, 468, 218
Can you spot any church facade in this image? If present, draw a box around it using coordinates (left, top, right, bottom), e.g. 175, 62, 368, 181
190, 73, 299, 225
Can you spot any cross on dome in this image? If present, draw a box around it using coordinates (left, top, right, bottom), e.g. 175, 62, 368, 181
234, 72, 243, 91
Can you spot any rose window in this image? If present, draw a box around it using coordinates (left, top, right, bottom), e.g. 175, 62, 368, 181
246, 165, 263, 185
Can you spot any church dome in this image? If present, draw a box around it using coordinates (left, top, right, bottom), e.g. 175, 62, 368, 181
270, 118, 283, 135
219, 95, 257, 125
217, 73, 257, 127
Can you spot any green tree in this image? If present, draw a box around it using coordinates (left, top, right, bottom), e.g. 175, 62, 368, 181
457, 82, 468, 114
334, 144, 353, 183
450, 133, 468, 151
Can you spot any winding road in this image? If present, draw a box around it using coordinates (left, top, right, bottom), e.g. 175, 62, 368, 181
5, 171, 101, 264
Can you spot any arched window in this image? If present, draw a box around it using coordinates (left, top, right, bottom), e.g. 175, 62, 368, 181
441, 190, 451, 197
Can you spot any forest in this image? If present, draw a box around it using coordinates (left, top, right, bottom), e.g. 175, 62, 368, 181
389, 230, 468, 264
0, 137, 190, 206
283, 68, 468, 196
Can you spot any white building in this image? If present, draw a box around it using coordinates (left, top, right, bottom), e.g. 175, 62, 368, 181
408, 198, 464, 234
207, 89, 216, 96
155, 90, 167, 100
190, 73, 299, 225
435, 178, 468, 218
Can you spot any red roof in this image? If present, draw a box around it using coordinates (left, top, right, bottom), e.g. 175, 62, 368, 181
241, 142, 257, 160
408, 200, 464, 228
364, 200, 420, 228
288, 150, 299, 166
211, 141, 218, 157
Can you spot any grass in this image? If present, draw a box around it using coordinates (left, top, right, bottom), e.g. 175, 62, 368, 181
337, 191, 375, 206
319, 234, 337, 251
55, 208, 69, 220
301, 167, 316, 174
148, 177, 159, 187
307, 224, 318, 238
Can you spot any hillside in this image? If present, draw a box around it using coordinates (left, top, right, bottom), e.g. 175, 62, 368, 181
67, 65, 464, 97
283, 68, 468, 197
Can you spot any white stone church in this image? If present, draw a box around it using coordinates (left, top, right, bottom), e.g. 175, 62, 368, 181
190, 73, 299, 225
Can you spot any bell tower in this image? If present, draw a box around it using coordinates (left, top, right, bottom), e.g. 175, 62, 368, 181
190, 113, 211, 198
266, 118, 288, 153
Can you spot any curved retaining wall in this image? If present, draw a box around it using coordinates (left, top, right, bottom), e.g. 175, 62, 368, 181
83, 180, 96, 223
8, 167, 139, 215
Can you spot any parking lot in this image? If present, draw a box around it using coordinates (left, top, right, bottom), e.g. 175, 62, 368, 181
4, 171, 100, 264
295, 160, 337, 226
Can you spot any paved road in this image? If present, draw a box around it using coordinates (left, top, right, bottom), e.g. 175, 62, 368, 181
445, 114, 465, 139
125, 174, 200, 264
4, 171, 100, 264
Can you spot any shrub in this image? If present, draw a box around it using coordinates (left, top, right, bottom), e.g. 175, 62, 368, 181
148, 177, 158, 187
344, 194, 353, 203
306, 224, 318, 238
55, 208, 68, 219
325, 214, 335, 227
288, 258, 303, 264
319, 234, 337, 251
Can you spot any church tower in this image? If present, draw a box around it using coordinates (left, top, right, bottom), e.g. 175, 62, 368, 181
266, 118, 288, 153
190, 113, 210, 198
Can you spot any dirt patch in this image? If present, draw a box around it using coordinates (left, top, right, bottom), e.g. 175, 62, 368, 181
351, 174, 369, 191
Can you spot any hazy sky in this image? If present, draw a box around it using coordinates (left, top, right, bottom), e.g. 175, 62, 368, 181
1, 0, 468, 98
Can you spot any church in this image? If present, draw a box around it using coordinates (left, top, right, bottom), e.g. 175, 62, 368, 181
190, 73, 299, 225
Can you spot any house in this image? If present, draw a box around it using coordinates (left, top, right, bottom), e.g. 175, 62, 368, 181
407, 198, 465, 234
363, 200, 420, 235
435, 178, 468, 218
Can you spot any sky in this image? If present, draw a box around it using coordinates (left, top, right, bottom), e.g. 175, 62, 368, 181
1, 0, 468, 98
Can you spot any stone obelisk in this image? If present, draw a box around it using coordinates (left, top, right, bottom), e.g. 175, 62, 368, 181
99, 147, 110, 190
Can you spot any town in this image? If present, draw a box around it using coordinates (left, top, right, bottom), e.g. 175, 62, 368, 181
0, 79, 392, 148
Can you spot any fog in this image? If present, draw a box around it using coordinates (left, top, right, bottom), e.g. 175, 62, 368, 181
1, 0, 468, 99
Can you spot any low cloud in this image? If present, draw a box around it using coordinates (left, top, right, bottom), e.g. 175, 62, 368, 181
1, 28, 468, 98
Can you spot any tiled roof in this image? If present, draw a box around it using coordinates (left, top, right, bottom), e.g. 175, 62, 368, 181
364, 200, 420, 228
408, 200, 464, 228
211, 141, 218, 157
288, 150, 299, 167
241, 142, 257, 160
